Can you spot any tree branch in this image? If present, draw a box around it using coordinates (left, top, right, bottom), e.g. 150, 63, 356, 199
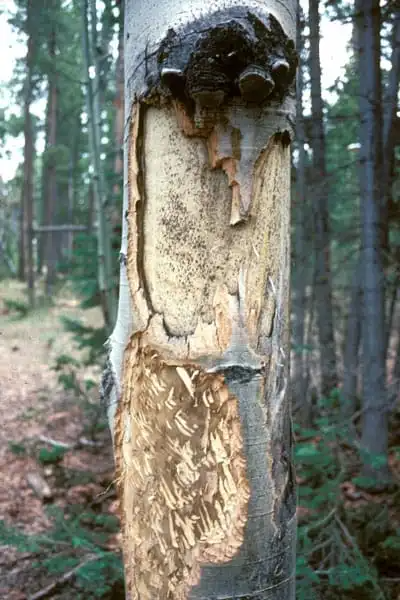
28, 554, 100, 600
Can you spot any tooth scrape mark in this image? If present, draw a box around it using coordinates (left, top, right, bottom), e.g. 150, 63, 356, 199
114, 334, 249, 600
176, 366, 195, 397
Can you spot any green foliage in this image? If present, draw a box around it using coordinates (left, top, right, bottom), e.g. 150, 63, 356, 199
67, 232, 100, 306
0, 106, 6, 144
328, 562, 378, 591
0, 504, 123, 599
60, 316, 107, 364
75, 552, 123, 598
59, 371, 80, 391
381, 532, 400, 551
8, 441, 27, 456
42, 143, 70, 170
52, 352, 84, 394
0, 520, 42, 553
295, 389, 397, 600
41, 554, 80, 574
3, 112, 25, 138
37, 445, 68, 465
51, 314, 108, 443
53, 353, 81, 370
3, 298, 29, 316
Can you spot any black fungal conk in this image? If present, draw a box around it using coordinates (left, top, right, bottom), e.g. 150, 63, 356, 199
156, 8, 297, 109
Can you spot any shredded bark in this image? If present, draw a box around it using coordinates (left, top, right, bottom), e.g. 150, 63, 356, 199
114, 333, 249, 600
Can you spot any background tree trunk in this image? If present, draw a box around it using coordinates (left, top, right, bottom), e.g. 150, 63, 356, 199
82, 0, 117, 330
381, 8, 399, 265
355, 0, 389, 484
22, 0, 35, 306
113, 0, 124, 203
65, 115, 81, 260
18, 187, 26, 282
308, 0, 337, 395
292, 2, 312, 425
104, 1, 298, 598
42, 16, 58, 296
341, 258, 361, 421
110, 0, 124, 240
383, 9, 400, 357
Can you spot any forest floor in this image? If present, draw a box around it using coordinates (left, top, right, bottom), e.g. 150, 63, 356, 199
0, 279, 123, 600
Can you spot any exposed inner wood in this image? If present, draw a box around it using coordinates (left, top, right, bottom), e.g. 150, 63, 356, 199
114, 334, 249, 600
127, 101, 290, 354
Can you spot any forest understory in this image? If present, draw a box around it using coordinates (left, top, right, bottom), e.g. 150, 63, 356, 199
0, 279, 399, 600
0, 280, 124, 600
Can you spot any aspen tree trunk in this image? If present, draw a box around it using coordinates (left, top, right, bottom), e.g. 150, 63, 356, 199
22, 0, 35, 306
110, 0, 124, 237
37, 74, 50, 275
104, 1, 298, 597
113, 0, 124, 201
355, 0, 389, 484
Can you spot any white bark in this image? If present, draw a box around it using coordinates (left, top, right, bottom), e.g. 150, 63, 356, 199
105, 1, 297, 598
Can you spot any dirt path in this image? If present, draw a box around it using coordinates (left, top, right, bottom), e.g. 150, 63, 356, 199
0, 280, 118, 599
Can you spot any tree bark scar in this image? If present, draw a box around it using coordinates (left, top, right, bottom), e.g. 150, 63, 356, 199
126, 102, 152, 330
130, 102, 291, 345
114, 333, 250, 600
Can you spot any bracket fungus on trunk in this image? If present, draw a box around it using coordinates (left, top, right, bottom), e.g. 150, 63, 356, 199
107, 2, 297, 599
156, 9, 296, 109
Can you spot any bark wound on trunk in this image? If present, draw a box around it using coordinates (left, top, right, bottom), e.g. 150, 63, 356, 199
115, 335, 249, 598
113, 6, 297, 599
117, 102, 293, 597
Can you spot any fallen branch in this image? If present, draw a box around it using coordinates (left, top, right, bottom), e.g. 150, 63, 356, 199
26, 472, 52, 500
335, 516, 387, 600
39, 435, 73, 449
304, 507, 337, 536
28, 554, 98, 600
33, 224, 88, 233
79, 436, 104, 448
39, 434, 104, 450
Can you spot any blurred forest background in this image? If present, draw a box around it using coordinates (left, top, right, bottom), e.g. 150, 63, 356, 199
0, 0, 399, 599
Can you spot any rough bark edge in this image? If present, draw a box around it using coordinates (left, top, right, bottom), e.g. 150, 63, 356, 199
100, 339, 117, 411
125, 102, 152, 331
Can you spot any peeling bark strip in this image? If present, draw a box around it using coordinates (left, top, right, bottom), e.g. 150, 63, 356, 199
109, 1, 297, 598
115, 334, 249, 600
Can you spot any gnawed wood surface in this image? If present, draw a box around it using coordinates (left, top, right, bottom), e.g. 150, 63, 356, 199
114, 334, 249, 599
